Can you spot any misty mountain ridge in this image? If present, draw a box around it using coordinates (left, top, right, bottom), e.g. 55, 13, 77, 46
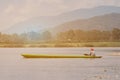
2, 21, 45, 34
2, 6, 120, 34
52, 13, 120, 33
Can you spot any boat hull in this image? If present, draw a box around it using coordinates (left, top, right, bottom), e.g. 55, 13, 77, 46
21, 54, 102, 58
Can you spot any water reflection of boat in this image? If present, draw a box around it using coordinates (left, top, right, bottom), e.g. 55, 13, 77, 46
21, 54, 102, 58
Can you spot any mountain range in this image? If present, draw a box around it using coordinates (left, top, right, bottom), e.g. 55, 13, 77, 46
52, 13, 120, 33
2, 6, 120, 34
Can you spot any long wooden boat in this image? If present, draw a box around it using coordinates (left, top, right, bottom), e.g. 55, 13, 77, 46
21, 54, 102, 58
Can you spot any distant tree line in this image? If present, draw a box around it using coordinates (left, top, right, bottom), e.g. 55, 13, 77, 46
0, 28, 120, 43
0, 31, 52, 43
56, 28, 120, 42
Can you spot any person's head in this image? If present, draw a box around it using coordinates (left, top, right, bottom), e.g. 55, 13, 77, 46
91, 48, 94, 51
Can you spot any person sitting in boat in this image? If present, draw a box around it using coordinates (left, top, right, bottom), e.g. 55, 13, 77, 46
90, 48, 95, 56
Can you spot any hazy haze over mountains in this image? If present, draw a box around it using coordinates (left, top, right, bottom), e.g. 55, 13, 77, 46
52, 13, 120, 33
2, 6, 120, 34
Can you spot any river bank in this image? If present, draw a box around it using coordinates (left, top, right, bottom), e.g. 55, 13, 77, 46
0, 42, 120, 47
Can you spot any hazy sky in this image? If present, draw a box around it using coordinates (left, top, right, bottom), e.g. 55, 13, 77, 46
0, 0, 120, 31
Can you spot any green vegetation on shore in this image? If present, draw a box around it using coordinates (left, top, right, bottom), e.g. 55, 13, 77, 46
0, 42, 120, 47
0, 28, 120, 47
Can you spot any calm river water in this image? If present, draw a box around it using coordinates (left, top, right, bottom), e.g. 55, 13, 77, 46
0, 47, 120, 80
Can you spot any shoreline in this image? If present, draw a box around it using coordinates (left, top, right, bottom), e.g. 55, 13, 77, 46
0, 42, 120, 47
